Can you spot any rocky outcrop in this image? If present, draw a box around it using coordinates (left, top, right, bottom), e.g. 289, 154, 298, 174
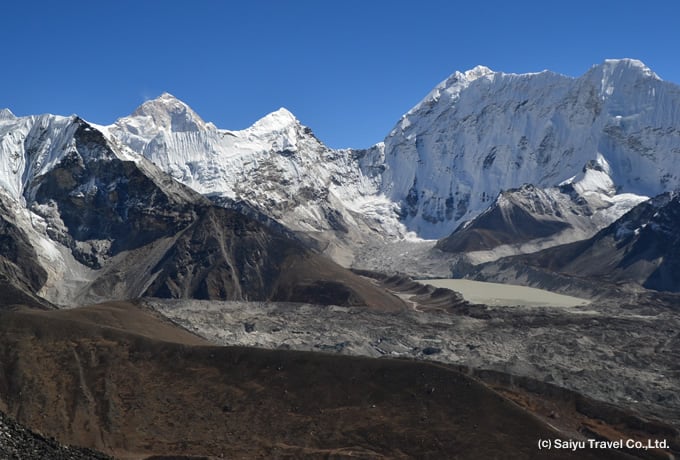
0, 196, 50, 309
437, 185, 573, 253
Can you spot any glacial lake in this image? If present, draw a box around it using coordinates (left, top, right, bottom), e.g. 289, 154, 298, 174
415, 279, 590, 308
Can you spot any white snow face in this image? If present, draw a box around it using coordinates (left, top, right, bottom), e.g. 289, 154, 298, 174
382, 59, 680, 238
0, 114, 81, 201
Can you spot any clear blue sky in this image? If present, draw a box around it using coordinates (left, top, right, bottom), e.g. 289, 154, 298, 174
2, 1, 679, 148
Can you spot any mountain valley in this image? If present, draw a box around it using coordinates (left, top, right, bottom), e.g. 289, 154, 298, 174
0, 58, 679, 458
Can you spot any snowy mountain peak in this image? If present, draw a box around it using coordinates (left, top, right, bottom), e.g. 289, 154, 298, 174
463, 65, 494, 81
402, 65, 499, 122
249, 107, 299, 133
599, 58, 659, 79
568, 154, 617, 197
0, 114, 133, 202
158, 91, 180, 100
130, 93, 208, 133
585, 59, 661, 98
0, 108, 16, 120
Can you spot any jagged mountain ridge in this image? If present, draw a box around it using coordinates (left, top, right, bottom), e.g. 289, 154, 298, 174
2, 58, 679, 295
107, 95, 403, 264
0, 113, 405, 309
107, 59, 680, 253
532, 192, 680, 291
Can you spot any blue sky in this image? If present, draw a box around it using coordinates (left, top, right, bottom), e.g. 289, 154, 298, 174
2, 1, 679, 148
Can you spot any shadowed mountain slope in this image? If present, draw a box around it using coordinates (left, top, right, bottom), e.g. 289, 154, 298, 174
468, 192, 680, 293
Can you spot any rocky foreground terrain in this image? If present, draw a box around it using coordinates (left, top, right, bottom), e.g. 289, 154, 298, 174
0, 410, 110, 460
0, 301, 653, 460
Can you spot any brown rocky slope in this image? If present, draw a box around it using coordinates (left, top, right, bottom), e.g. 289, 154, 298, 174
0, 301, 636, 460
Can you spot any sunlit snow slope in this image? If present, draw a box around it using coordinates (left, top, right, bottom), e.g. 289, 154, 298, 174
382, 59, 680, 238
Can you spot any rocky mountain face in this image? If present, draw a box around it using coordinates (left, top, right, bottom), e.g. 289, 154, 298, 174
537, 192, 680, 291
0, 113, 404, 309
437, 156, 647, 262
467, 192, 680, 293
0, 195, 50, 309
437, 184, 574, 253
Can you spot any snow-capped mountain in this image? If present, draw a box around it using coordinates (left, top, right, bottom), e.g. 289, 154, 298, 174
108, 94, 405, 263
2, 57, 680, 298
0, 113, 100, 201
107, 59, 680, 256
382, 59, 680, 238
0, 112, 401, 308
